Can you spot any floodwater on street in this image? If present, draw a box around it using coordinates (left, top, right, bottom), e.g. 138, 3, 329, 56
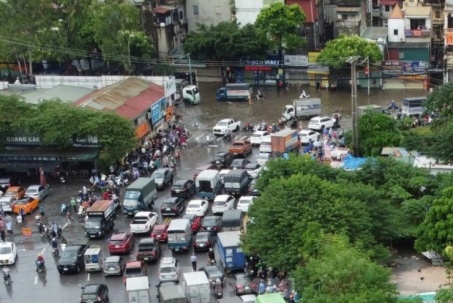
181, 82, 428, 132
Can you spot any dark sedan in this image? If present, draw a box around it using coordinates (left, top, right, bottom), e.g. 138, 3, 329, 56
248, 179, 261, 196
229, 159, 251, 170
160, 197, 185, 216
171, 179, 196, 199
200, 265, 225, 286
193, 231, 215, 252
211, 151, 234, 169
234, 273, 255, 295
201, 216, 222, 234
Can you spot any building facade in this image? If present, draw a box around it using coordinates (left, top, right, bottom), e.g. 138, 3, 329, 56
185, 0, 232, 32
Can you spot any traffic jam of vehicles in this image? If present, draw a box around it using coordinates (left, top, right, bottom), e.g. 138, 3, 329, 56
0, 105, 344, 303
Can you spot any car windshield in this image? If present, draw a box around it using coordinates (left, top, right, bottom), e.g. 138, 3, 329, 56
196, 234, 209, 241
206, 267, 222, 276
110, 240, 124, 245
213, 201, 226, 206
0, 247, 11, 254
123, 199, 137, 207
26, 189, 37, 193
203, 218, 216, 225
125, 267, 142, 276
160, 267, 176, 273
217, 122, 227, 126
61, 251, 77, 260
239, 200, 251, 205
15, 199, 29, 205
252, 134, 261, 138
188, 204, 200, 209
82, 294, 98, 300
172, 183, 184, 188
138, 244, 155, 251
105, 262, 119, 267
85, 221, 100, 229
4, 192, 16, 197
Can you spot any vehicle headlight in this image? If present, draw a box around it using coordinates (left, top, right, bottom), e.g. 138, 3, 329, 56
98, 232, 101, 235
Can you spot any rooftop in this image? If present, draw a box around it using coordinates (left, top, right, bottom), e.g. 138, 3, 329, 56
2, 85, 95, 104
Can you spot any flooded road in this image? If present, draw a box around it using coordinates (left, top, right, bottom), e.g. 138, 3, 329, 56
182, 83, 428, 131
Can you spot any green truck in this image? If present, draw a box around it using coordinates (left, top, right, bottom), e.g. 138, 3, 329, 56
122, 177, 157, 216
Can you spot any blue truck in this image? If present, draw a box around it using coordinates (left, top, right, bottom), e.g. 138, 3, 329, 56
216, 83, 252, 101
216, 231, 246, 273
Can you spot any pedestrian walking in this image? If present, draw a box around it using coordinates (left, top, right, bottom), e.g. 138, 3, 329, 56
70, 197, 77, 213
191, 253, 197, 271
316, 81, 320, 92
19, 208, 25, 225
39, 204, 45, 216
0, 205, 4, 218
0, 229, 5, 242
66, 212, 72, 225
5, 215, 12, 235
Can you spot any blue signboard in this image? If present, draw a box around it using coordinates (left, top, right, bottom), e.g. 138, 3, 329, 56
151, 98, 165, 125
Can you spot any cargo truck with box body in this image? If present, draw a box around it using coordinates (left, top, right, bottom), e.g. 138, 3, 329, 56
196, 170, 222, 201
216, 83, 252, 101
216, 231, 246, 272
126, 276, 151, 303
271, 129, 299, 156
123, 177, 157, 216
182, 272, 211, 303
85, 200, 116, 238
282, 98, 321, 121
401, 96, 426, 117
157, 283, 187, 303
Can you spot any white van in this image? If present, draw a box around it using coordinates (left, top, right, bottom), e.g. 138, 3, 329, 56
159, 257, 180, 282
259, 136, 272, 153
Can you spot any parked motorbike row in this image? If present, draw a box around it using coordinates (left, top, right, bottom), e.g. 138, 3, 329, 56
242, 122, 280, 133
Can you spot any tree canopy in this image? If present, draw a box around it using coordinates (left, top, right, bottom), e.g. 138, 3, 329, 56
294, 235, 398, 303
254, 3, 306, 59
0, 96, 135, 167
183, 22, 269, 61
317, 35, 383, 68
0, 0, 153, 74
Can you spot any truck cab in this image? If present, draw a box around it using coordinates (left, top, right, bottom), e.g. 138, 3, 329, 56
182, 85, 201, 105
123, 178, 157, 216
195, 169, 222, 200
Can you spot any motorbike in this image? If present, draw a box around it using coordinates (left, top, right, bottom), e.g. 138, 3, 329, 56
208, 258, 216, 266
3, 272, 11, 285
51, 238, 59, 257
36, 260, 46, 273
43, 224, 62, 239
36, 216, 44, 234
214, 279, 223, 299
223, 130, 234, 141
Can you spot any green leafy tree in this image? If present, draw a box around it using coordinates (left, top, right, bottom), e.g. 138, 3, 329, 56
294, 235, 398, 303
242, 173, 375, 271
254, 3, 306, 59
350, 112, 402, 156
184, 22, 268, 61
415, 187, 453, 253
90, 1, 153, 72
0, 96, 135, 168
317, 35, 383, 68
424, 82, 453, 128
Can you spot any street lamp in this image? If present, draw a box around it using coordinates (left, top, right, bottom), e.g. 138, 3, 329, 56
175, 53, 193, 85
347, 56, 360, 156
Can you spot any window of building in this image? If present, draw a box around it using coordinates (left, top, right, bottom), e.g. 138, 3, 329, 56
410, 19, 426, 30
215, 5, 221, 15
393, 29, 398, 36
385, 5, 390, 12
341, 14, 347, 20
193, 5, 199, 15
180, 11, 184, 20
399, 52, 404, 60
435, 10, 440, 19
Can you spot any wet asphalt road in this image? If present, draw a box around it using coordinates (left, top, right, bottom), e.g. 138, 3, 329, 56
0, 84, 426, 303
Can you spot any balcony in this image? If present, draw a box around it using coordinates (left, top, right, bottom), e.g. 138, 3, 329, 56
371, 8, 380, 15
405, 29, 431, 37
337, 20, 361, 28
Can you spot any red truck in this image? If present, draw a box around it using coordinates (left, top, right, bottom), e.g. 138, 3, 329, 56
271, 129, 300, 155
228, 140, 252, 158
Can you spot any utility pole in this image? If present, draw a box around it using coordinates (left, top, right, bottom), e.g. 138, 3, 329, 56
348, 56, 360, 156
367, 56, 370, 96
176, 53, 193, 85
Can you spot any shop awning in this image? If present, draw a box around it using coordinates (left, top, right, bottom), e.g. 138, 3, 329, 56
380, 0, 398, 6
306, 67, 330, 75
0, 149, 99, 163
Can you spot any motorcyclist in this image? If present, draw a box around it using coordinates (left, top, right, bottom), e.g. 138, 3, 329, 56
2, 266, 10, 282
36, 255, 45, 271
208, 248, 215, 264
51, 222, 58, 236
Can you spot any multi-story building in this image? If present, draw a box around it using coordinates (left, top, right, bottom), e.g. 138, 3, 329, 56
185, 0, 232, 32
444, 0, 453, 82
369, 0, 399, 27
334, 0, 367, 36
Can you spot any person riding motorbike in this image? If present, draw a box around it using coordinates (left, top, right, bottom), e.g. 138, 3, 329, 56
208, 248, 215, 264
36, 255, 45, 271
51, 222, 58, 236
3, 266, 10, 282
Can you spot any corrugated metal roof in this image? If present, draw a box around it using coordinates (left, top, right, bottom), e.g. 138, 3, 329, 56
405, 6, 431, 16
153, 5, 176, 14
361, 27, 388, 40
74, 77, 164, 120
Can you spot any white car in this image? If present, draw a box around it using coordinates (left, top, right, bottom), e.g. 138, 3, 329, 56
25, 185, 50, 201
236, 196, 256, 213
250, 131, 271, 146
241, 294, 257, 303
0, 242, 17, 265
0, 197, 12, 213
186, 199, 209, 217
308, 116, 336, 131
298, 129, 320, 144
212, 119, 241, 135
245, 163, 263, 179
256, 153, 270, 167
130, 211, 158, 234
212, 195, 235, 215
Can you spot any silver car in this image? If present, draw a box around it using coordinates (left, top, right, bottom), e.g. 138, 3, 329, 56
151, 168, 174, 190
25, 185, 50, 201
103, 256, 125, 277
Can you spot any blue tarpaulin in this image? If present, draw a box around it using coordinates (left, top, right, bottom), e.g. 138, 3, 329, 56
342, 154, 367, 170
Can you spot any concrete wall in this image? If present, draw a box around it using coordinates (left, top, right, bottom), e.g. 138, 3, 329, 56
185, 0, 231, 32
235, 0, 262, 26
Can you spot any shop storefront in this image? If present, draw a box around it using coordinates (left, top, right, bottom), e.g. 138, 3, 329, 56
284, 55, 309, 86
221, 56, 284, 86
382, 60, 428, 89
162, 78, 176, 123
150, 97, 166, 130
